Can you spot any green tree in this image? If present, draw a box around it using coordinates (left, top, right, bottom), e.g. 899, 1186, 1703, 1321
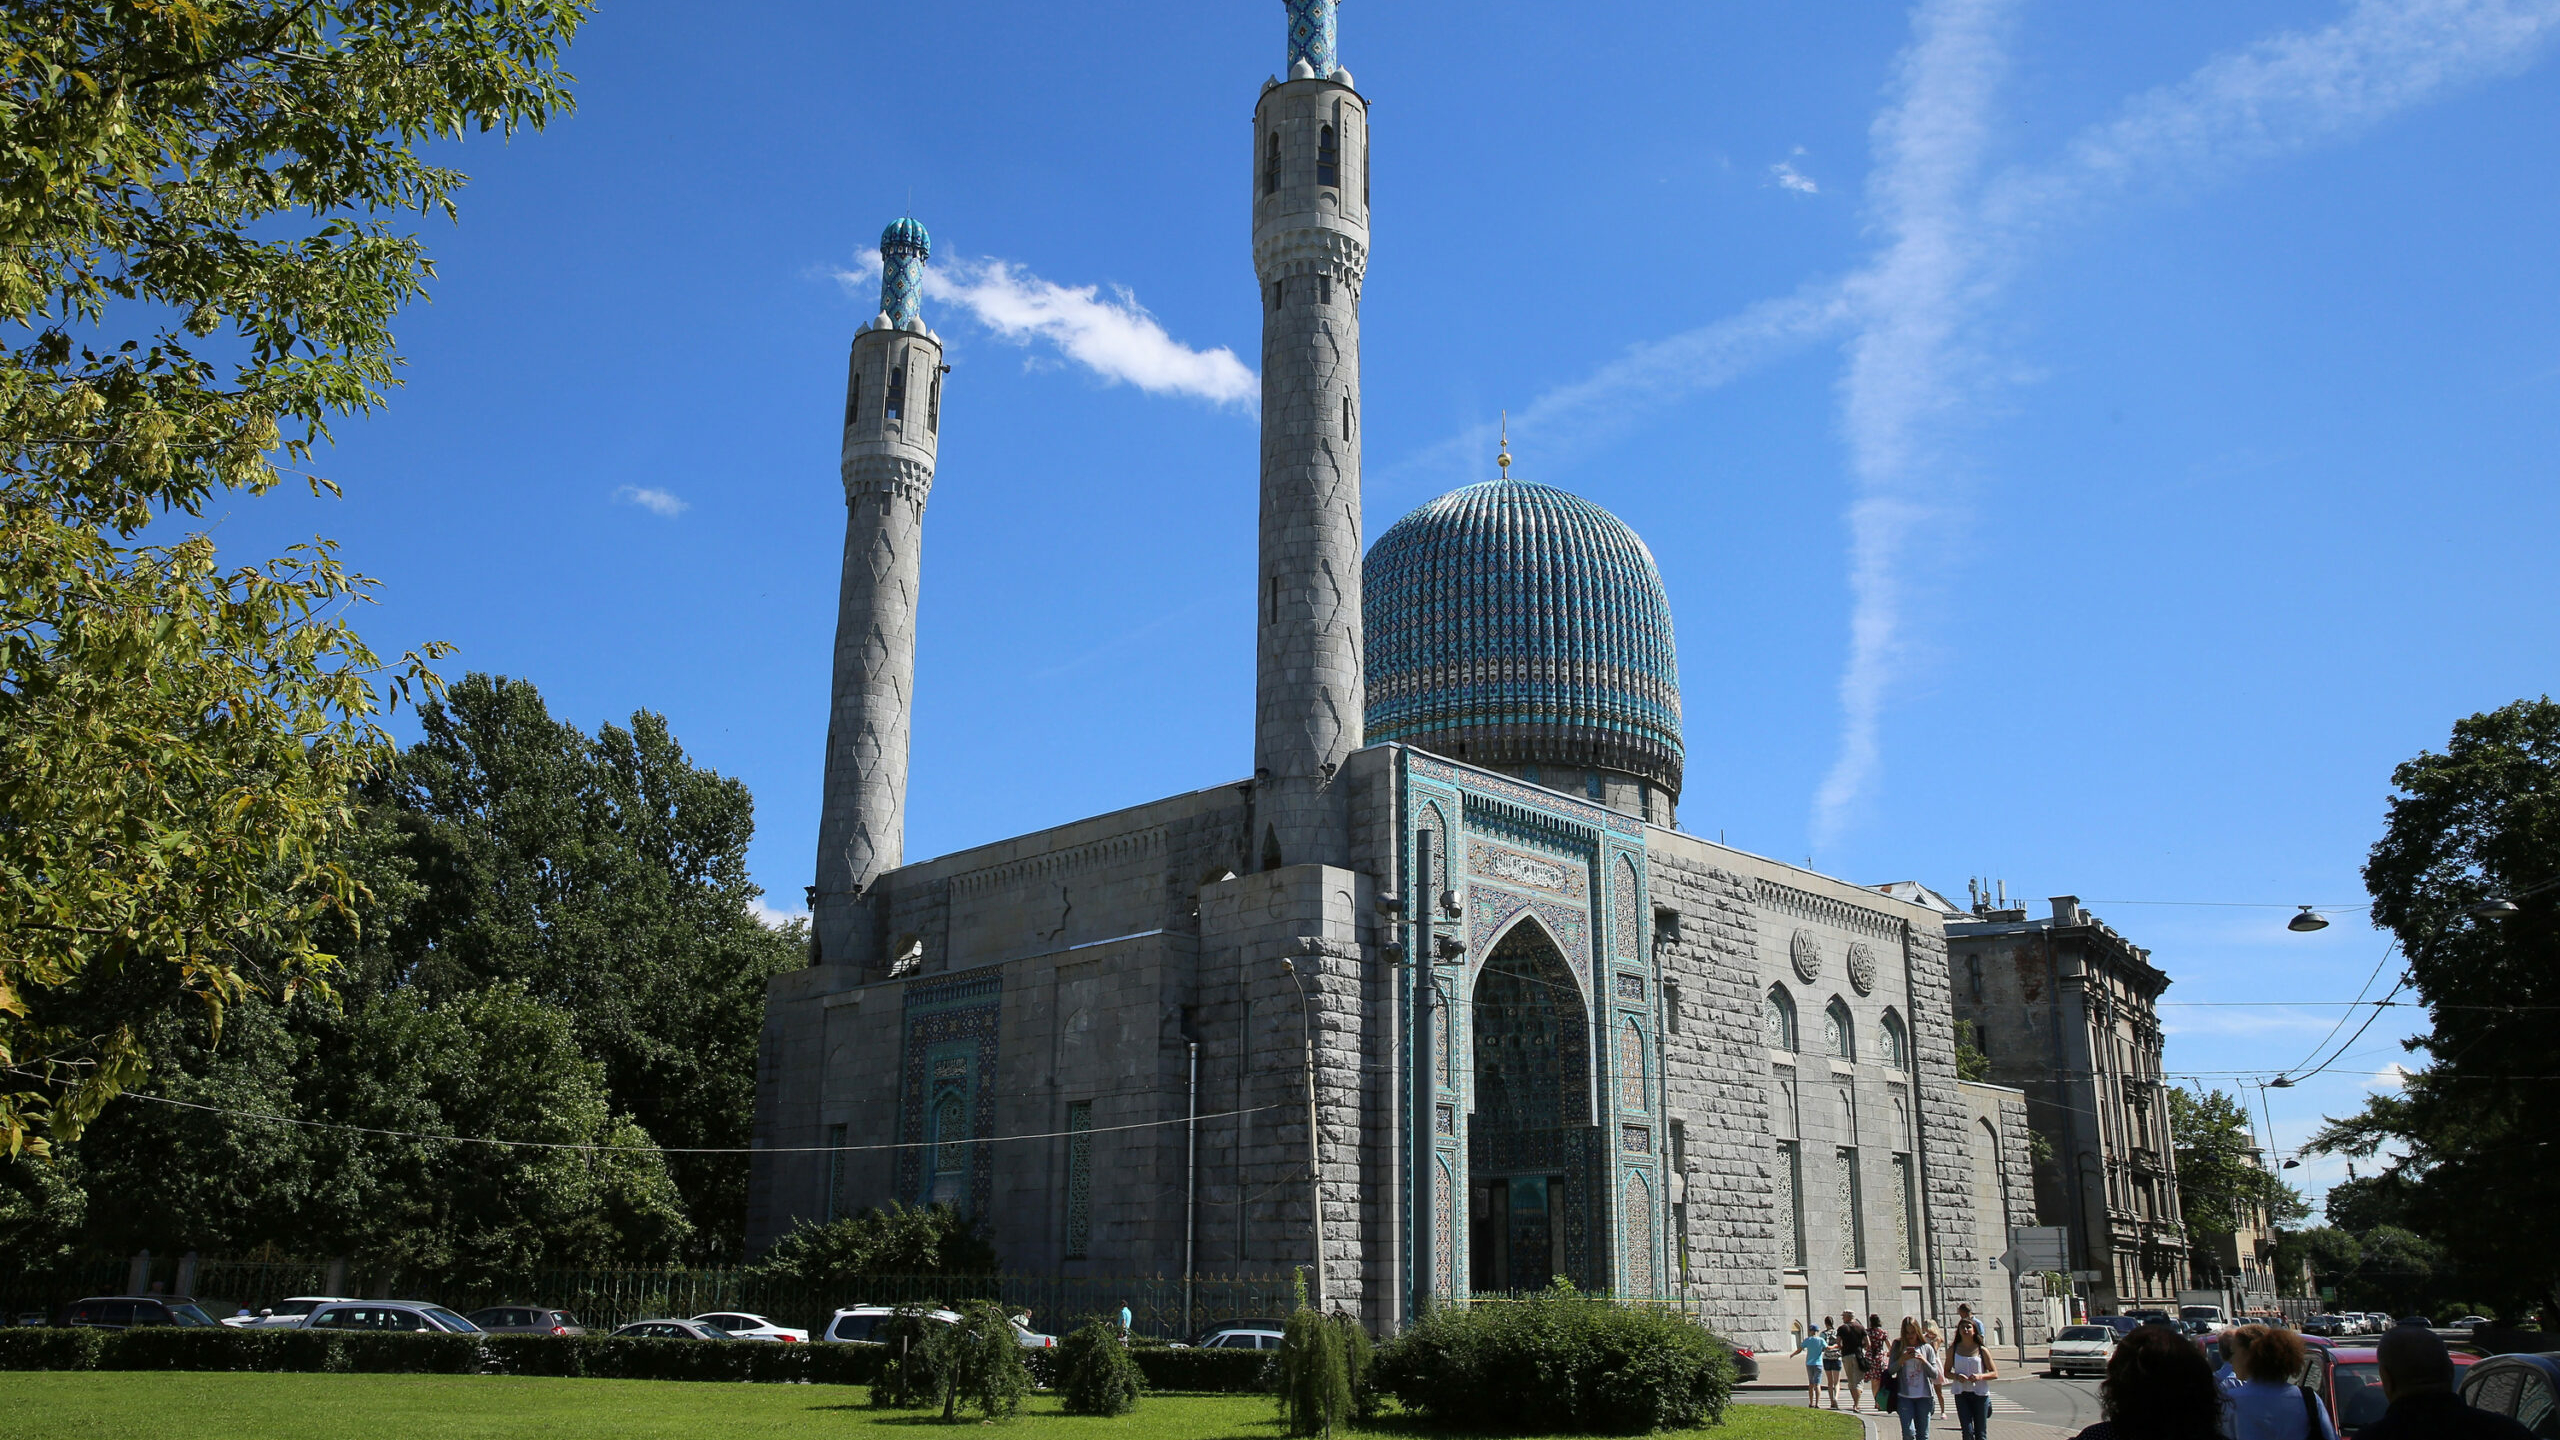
2169, 1086, 2307, 1240
0, 0, 589, 1154
1057, 1319, 1145, 1417
748, 1203, 998, 1288
382, 674, 802, 1256
1953, 1019, 1990, 1083
2306, 698, 2560, 1316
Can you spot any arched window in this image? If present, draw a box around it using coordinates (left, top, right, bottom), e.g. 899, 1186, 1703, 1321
886, 364, 906, 421
1881, 1010, 1909, 1071
1317, 123, 1340, 187
927, 373, 940, 434
1825, 998, 1855, 1060
1265, 129, 1281, 195
1764, 986, 1797, 1052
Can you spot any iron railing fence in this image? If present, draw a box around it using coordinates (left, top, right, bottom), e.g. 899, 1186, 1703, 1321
0, 1257, 1302, 1342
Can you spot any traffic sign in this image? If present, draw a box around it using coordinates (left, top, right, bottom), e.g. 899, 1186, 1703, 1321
2009, 1226, 2069, 1272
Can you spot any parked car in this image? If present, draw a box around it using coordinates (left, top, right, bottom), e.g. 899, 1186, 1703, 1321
2454, 1316, 2495, 1328
303, 1301, 481, 1334
62, 1296, 221, 1331
612, 1318, 735, 1341
2460, 1353, 2560, 1438
690, 1312, 807, 1343
2303, 1342, 2480, 1436
1723, 1342, 1760, 1383
822, 1305, 1054, 1349
2399, 1315, 2438, 1329
220, 1297, 356, 1330
467, 1306, 587, 1336
2047, 1324, 2119, 1377
1196, 1326, 1286, 1350
2091, 1314, 2142, 1337
2306, 1315, 2348, 1337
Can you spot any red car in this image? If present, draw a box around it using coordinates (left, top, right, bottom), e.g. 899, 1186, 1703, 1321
2301, 1338, 2480, 1436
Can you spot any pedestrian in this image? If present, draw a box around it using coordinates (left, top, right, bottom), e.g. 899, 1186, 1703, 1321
1945, 1317, 1999, 1440
1889, 1316, 1946, 1440
2068, 1325, 2223, 1440
1868, 1314, 1890, 1399
1840, 1312, 1873, 1412
2226, 1324, 2339, 1440
1824, 1316, 1847, 1408
2217, 1325, 2260, 1395
2357, 1326, 2536, 1440
1799, 1319, 1832, 1408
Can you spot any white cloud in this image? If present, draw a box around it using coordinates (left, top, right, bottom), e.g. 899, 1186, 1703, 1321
2367, 1061, 2416, 1090
1771, 150, 1822, 194
616, 485, 688, 517
838, 251, 1256, 408
751, 898, 808, 928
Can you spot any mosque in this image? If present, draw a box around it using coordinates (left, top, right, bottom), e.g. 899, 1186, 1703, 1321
748, 1, 2040, 1350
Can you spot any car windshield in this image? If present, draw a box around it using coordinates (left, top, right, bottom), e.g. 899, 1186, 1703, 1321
831, 1315, 879, 1342
2059, 1327, 2112, 1341
275, 1301, 324, 1317
2332, 1362, 2389, 1431
168, 1303, 218, 1327
422, 1308, 479, 1333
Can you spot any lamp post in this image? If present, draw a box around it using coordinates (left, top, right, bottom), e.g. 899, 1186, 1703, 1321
1282, 957, 1326, 1311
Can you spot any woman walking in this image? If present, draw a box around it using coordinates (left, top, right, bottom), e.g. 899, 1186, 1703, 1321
2067, 1325, 2223, 1440
1889, 1317, 1946, 1440
2225, 1325, 2340, 1440
1945, 1317, 1999, 1440
1867, 1313, 1890, 1403
1824, 1316, 1848, 1408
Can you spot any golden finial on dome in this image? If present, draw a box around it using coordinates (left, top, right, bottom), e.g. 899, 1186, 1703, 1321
1497, 411, 1512, 479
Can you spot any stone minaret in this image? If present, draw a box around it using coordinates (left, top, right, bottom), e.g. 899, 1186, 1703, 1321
1253, 0, 1368, 869
813, 219, 944, 968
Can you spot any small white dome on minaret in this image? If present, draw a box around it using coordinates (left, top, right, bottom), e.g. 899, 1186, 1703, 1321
903, 315, 927, 334
1333, 67, 1354, 89
1289, 56, 1314, 80
874, 312, 894, 331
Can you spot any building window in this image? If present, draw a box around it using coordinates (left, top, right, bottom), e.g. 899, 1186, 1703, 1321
1663, 980, 1681, 1035
1892, 1152, 1917, 1271
1362, 130, 1370, 207
1265, 129, 1281, 195
1837, 1147, 1866, 1269
1586, 771, 1605, 799
1272, 278, 1284, 309
1319, 274, 1332, 306
1765, 986, 1797, 1051
1317, 123, 1339, 187
824, 1123, 848, 1222
1670, 1120, 1690, 1283
1881, 1011, 1909, 1070
1777, 1140, 1805, 1268
1826, 998, 1856, 1060
928, 373, 940, 434
1064, 1102, 1094, 1258
887, 364, 906, 421
845, 374, 861, 426
1342, 393, 1352, 437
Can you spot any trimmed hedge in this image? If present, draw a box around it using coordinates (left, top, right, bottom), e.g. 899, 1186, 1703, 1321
0, 1326, 889, 1384
1371, 1289, 1735, 1435
1129, 1346, 1271, 1394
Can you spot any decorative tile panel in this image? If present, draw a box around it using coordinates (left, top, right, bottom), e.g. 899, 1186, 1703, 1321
897, 970, 1001, 1217
1064, 1102, 1093, 1259
1620, 1124, 1651, 1154
1614, 973, 1645, 1002
1616, 1020, 1646, 1113
1621, 1175, 1655, 1297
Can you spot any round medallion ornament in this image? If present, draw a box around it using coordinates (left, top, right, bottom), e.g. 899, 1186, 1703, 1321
1847, 942, 1878, 996
1790, 929, 1822, 984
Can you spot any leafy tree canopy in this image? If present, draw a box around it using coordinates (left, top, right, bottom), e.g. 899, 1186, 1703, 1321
1, 0, 589, 1154
2307, 698, 2560, 1317
2170, 1085, 2306, 1240
749, 1203, 999, 1290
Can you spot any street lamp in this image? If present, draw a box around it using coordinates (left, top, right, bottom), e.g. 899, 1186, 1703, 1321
2288, 907, 2330, 933
1281, 957, 1326, 1312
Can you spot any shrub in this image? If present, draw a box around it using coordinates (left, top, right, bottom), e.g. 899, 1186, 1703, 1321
869, 1306, 947, 1409
1371, 1283, 1735, 1435
1129, 1345, 1270, 1393
1057, 1321, 1144, 1416
941, 1301, 1031, 1422
0, 1327, 103, 1370
1277, 1307, 1351, 1437
479, 1332, 882, 1383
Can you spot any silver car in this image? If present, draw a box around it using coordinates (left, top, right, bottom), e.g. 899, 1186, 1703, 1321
2046, 1324, 2118, 1377
223, 1297, 358, 1330
303, 1301, 481, 1334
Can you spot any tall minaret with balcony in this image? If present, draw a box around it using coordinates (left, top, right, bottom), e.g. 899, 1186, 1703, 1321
1253, 0, 1368, 869
813, 219, 944, 969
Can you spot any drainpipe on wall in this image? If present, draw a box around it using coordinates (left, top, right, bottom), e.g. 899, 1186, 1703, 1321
1185, 1038, 1199, 1341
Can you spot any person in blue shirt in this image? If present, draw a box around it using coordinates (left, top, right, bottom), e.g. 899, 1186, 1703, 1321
1799, 1323, 1832, 1408
2226, 1326, 2341, 1440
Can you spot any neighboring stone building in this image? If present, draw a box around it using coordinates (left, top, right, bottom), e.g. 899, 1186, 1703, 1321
2191, 1145, 2294, 1316
1958, 1078, 2049, 1349
1929, 889, 2190, 1313
747, 1, 2002, 1349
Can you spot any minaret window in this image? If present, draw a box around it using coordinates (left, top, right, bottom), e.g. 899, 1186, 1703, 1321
1342, 394, 1354, 438
1363, 131, 1370, 207
845, 374, 861, 426
1319, 275, 1331, 306
1272, 278, 1285, 309
1317, 124, 1339, 187
928, 374, 940, 434
887, 364, 906, 421
1265, 129, 1281, 195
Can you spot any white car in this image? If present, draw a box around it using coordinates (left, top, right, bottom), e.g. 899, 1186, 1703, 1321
221, 1297, 358, 1330
1198, 1327, 1287, 1350
2046, 1324, 2118, 1377
692, 1311, 809, 1343
823, 1306, 1054, 1348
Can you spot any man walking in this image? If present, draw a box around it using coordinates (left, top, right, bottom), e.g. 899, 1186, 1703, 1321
1839, 1312, 1872, 1411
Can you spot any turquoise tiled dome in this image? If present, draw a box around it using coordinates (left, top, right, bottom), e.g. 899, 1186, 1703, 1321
880, 217, 932, 258
1363, 477, 1684, 796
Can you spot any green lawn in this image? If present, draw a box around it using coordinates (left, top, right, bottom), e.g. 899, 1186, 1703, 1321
0, 1372, 1865, 1440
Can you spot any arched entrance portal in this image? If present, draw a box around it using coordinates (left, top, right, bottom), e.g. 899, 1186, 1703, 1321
1469, 919, 1595, 1293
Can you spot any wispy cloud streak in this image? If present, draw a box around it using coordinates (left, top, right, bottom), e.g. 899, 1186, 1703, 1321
616, 485, 688, 517
839, 251, 1256, 408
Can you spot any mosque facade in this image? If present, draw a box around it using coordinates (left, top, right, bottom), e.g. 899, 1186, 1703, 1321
747, 1, 2039, 1350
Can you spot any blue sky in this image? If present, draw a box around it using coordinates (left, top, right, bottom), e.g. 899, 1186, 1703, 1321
197, 0, 2560, 1209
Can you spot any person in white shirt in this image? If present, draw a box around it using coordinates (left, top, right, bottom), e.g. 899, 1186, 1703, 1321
1943, 1317, 2000, 1440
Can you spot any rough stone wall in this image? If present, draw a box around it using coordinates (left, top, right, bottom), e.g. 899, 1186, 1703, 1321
1646, 846, 1785, 1345
1997, 1091, 2049, 1347
1905, 921, 1986, 1323
812, 323, 943, 969
1251, 74, 1368, 867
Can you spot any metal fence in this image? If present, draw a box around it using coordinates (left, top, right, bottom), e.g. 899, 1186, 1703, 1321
0, 1255, 1302, 1342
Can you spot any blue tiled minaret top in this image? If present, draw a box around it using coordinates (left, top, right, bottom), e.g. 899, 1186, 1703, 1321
879, 217, 931, 326
1362, 472, 1686, 798
1285, 0, 1337, 76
